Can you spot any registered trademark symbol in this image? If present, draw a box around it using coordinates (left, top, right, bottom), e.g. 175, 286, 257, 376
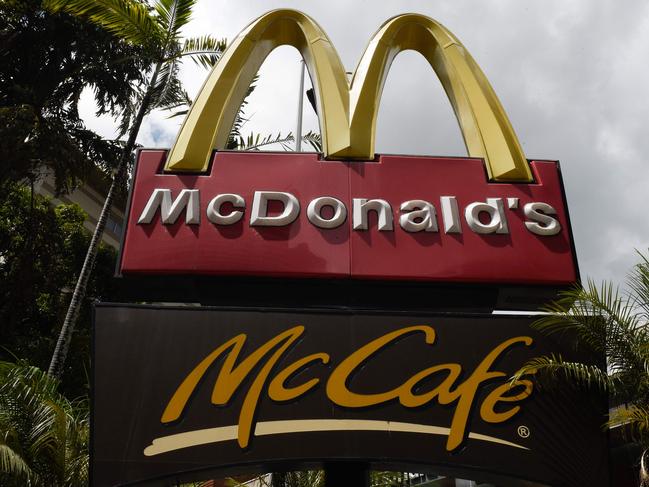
517, 425, 530, 438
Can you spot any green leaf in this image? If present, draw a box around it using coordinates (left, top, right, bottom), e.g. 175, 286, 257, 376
0, 361, 88, 485
519, 250, 649, 455
0, 443, 36, 484
230, 130, 322, 153
513, 354, 613, 392
301, 131, 322, 152
177, 35, 227, 68
154, 0, 196, 40
44, 0, 164, 50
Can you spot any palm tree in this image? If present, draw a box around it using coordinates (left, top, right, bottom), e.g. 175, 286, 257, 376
0, 361, 89, 486
43, 0, 227, 379
515, 251, 649, 485
45, 0, 323, 379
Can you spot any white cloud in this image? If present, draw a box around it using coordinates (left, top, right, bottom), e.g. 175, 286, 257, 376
78, 86, 119, 140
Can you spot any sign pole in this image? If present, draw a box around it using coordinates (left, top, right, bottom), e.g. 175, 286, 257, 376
295, 59, 305, 151
324, 462, 370, 487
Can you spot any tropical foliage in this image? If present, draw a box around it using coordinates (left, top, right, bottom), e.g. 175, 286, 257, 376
228, 470, 416, 486
0, 0, 149, 197
232, 131, 322, 152
43, 0, 228, 379
45, 0, 227, 137
0, 361, 89, 486
44, 0, 324, 379
0, 184, 117, 399
515, 251, 649, 483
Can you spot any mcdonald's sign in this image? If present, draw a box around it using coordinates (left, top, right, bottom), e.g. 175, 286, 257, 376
101, 10, 607, 487
118, 9, 578, 289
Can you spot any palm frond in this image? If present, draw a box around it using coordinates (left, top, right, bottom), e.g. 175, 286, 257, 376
0, 443, 36, 484
229, 131, 322, 153
177, 35, 227, 68
167, 107, 189, 119
154, 0, 196, 39
300, 131, 322, 152
153, 0, 175, 31
610, 405, 649, 431
225, 76, 258, 146
44, 0, 164, 50
234, 132, 296, 151
0, 361, 88, 485
629, 250, 649, 320
116, 88, 142, 137
535, 278, 649, 383
513, 354, 613, 392
149, 61, 191, 112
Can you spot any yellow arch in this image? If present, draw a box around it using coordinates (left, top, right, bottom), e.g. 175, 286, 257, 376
165, 9, 532, 182
166, 9, 350, 172
348, 14, 531, 181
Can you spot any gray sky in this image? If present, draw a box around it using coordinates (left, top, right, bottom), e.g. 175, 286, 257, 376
80, 0, 649, 287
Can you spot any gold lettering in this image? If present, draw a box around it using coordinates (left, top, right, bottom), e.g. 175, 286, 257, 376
161, 333, 246, 423
162, 325, 534, 453
398, 364, 462, 407
480, 379, 533, 423
268, 353, 330, 402
162, 326, 305, 448
326, 325, 435, 407
445, 336, 533, 450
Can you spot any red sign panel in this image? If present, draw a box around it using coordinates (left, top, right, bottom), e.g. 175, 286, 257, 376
119, 150, 577, 285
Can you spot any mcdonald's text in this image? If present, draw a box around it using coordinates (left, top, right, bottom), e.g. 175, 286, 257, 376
137, 188, 561, 237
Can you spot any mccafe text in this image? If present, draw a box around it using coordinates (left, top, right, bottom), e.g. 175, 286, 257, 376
160, 325, 534, 452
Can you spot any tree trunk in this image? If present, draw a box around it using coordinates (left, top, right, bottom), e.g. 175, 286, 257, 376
48, 62, 162, 379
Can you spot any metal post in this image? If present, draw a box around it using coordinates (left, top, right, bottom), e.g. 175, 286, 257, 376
455, 479, 476, 487
324, 462, 370, 487
295, 59, 305, 151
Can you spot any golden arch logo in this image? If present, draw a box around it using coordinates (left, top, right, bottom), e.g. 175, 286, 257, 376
165, 9, 533, 182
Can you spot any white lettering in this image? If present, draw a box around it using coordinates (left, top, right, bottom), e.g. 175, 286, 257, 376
464, 198, 509, 234
353, 199, 393, 231
250, 191, 300, 227
307, 196, 347, 229
399, 200, 438, 233
440, 196, 461, 234
207, 194, 245, 225
524, 202, 561, 236
136, 188, 563, 238
137, 189, 200, 225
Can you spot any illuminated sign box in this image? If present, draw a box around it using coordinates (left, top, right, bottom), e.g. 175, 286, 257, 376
119, 150, 577, 285
117, 9, 578, 288
92, 305, 607, 486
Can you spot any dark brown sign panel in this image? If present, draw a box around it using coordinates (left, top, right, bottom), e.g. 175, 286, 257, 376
93, 305, 608, 486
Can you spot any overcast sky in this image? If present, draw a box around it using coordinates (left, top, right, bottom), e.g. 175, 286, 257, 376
80, 0, 649, 288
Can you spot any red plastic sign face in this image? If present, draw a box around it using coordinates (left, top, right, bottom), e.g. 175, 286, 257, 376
119, 150, 577, 285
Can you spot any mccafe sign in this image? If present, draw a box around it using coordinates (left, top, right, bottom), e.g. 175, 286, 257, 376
93, 305, 608, 486
102, 9, 600, 487
118, 9, 578, 286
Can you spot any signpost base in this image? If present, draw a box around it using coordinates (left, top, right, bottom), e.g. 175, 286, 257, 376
324, 462, 369, 487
